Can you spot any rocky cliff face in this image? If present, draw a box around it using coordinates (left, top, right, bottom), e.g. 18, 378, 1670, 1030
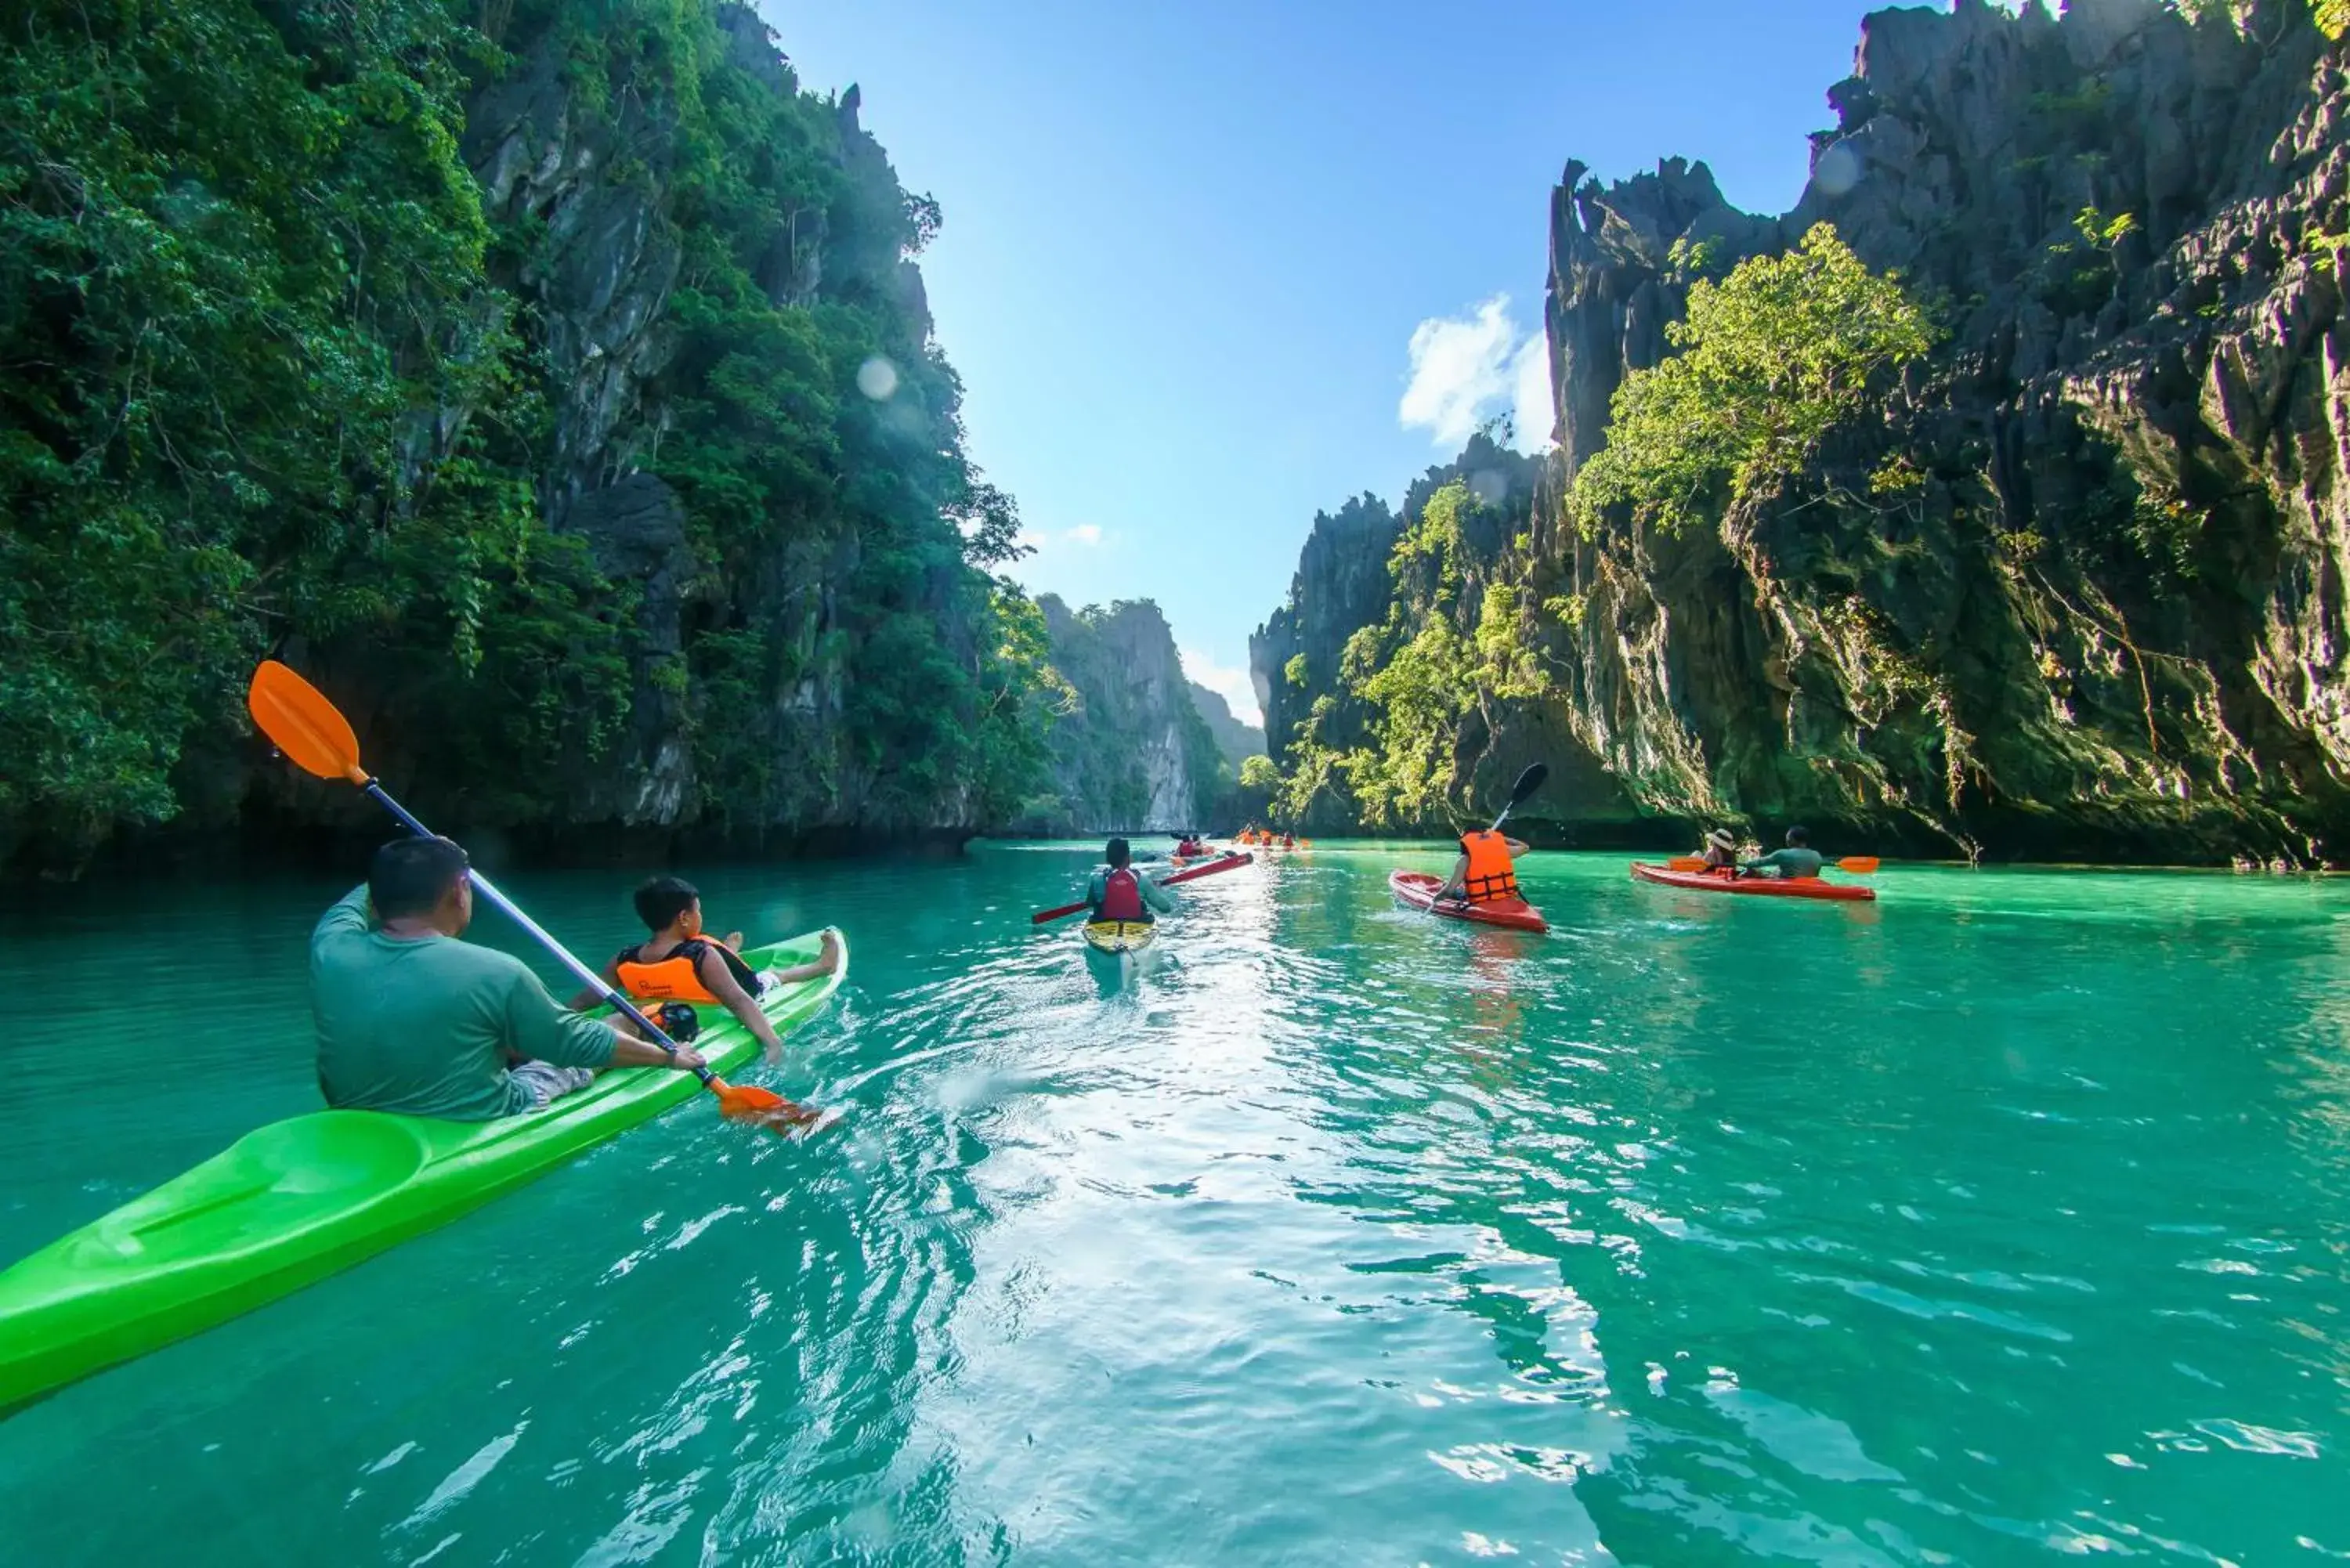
1260, 0, 2350, 862
230, 2, 1032, 863
1250, 440, 1647, 837
1025, 597, 1224, 833
1188, 683, 1265, 769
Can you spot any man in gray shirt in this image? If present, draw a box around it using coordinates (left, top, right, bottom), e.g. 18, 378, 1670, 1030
1741, 825, 1825, 880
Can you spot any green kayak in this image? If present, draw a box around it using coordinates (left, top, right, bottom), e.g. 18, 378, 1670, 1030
0, 930, 844, 1414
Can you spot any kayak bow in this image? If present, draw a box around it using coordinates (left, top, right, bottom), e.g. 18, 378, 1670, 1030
0, 930, 844, 1414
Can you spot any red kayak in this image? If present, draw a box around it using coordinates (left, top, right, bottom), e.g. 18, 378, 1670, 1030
1388, 871, 1549, 934
1629, 862, 1876, 902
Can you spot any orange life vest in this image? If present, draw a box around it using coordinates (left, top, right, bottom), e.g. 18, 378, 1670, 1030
1458, 830, 1520, 904
613, 938, 764, 1004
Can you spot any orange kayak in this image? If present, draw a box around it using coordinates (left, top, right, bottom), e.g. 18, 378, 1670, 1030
1388, 870, 1549, 933
1629, 862, 1875, 901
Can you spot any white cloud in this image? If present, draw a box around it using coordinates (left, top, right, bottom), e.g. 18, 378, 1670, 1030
1065, 523, 1104, 546
1180, 646, 1262, 729
1014, 529, 1047, 553
1399, 294, 1553, 455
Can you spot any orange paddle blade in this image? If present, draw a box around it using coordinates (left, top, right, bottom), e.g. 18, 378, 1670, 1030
1665, 857, 1709, 872
711, 1078, 822, 1134
711, 1078, 783, 1112
248, 661, 369, 784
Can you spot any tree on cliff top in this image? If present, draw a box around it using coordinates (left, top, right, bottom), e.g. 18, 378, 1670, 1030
2171, 0, 2348, 38
1570, 222, 1934, 540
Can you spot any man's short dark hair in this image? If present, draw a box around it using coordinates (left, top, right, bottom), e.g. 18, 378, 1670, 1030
370, 837, 470, 920
1786, 825, 1811, 847
634, 875, 700, 931
1105, 837, 1131, 868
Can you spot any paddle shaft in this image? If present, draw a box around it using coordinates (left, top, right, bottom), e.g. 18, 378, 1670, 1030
360, 782, 711, 1086
1485, 762, 1548, 835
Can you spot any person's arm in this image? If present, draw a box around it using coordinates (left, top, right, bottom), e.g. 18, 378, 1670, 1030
1139, 873, 1177, 914
313, 884, 375, 948
504, 965, 705, 1074
1438, 852, 1470, 898
697, 947, 788, 1064
606, 1031, 704, 1069
568, 957, 624, 1013
1503, 837, 1530, 855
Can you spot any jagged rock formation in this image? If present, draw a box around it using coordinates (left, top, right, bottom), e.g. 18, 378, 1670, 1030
1252, 493, 1401, 795
1260, 0, 2350, 862
1021, 598, 1226, 833
1252, 439, 1647, 837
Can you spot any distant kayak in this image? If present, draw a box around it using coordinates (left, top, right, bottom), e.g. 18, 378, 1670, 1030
1388, 870, 1549, 934
1629, 862, 1876, 902
0, 930, 845, 1414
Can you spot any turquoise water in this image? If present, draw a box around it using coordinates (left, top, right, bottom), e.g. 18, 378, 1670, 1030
1, 846, 2345, 1565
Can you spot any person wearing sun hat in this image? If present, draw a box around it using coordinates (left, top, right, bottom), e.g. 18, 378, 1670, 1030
1700, 827, 1739, 873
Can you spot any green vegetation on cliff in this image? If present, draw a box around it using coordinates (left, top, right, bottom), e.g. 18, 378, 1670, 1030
2175, 0, 2348, 38
1257, 0, 2350, 865
1569, 223, 1934, 539
1277, 478, 1550, 829
0, 0, 1054, 869
2, 0, 511, 850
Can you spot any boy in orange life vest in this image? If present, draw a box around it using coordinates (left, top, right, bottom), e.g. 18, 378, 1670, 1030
1438, 829, 1531, 904
574, 876, 840, 1066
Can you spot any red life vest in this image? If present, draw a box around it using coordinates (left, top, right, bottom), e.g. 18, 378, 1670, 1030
1093, 867, 1148, 923
613, 937, 765, 1004
1458, 831, 1520, 904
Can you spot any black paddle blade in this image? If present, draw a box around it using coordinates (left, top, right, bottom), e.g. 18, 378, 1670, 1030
1507, 763, 1549, 807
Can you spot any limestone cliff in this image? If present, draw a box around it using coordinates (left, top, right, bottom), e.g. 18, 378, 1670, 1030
1021, 598, 1226, 833
1188, 683, 1265, 770
4, 0, 1045, 876
1259, 0, 2350, 863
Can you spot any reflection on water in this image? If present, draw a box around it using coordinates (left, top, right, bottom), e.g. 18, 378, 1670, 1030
0, 849, 2345, 1564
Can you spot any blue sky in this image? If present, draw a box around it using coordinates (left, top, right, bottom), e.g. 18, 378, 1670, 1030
767, 1, 1898, 726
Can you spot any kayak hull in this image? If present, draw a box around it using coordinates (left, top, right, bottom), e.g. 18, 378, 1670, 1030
0, 930, 846, 1414
1629, 862, 1876, 901
1388, 871, 1549, 934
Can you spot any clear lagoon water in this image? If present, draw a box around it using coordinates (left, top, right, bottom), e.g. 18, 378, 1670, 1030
0, 845, 2345, 1565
